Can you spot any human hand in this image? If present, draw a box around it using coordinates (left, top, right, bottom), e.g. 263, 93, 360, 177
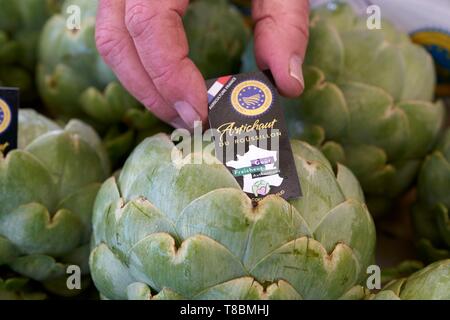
96, 0, 309, 129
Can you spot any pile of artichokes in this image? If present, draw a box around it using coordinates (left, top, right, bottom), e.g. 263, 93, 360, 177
0, 0, 60, 104
0, 0, 449, 301
243, 2, 444, 217
0, 109, 109, 297
413, 129, 450, 262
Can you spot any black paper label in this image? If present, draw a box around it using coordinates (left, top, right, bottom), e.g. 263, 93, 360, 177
207, 71, 301, 201
0, 87, 19, 155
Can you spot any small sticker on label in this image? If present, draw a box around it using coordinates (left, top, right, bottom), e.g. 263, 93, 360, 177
207, 71, 301, 201
0, 87, 19, 155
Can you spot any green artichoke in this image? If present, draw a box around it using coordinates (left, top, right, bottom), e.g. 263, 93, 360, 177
37, 0, 167, 166
243, 2, 444, 216
184, 0, 250, 79
370, 259, 450, 300
0, 275, 46, 300
413, 129, 450, 262
90, 134, 376, 300
0, 109, 110, 296
379, 260, 424, 285
0, 0, 60, 104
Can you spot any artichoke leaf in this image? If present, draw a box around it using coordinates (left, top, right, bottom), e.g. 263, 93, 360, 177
10, 254, 67, 282
90, 243, 135, 300
0, 151, 56, 216
25, 130, 107, 199
177, 188, 311, 269
250, 237, 360, 300
0, 235, 19, 265
289, 154, 346, 231
0, 203, 83, 256
128, 234, 247, 298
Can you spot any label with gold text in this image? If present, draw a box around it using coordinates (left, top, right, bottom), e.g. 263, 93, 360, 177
208, 71, 301, 201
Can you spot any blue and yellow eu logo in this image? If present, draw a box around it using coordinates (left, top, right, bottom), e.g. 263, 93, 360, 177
231, 80, 273, 116
0, 98, 12, 134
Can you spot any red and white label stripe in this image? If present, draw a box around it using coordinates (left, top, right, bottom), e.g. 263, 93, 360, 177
207, 76, 232, 104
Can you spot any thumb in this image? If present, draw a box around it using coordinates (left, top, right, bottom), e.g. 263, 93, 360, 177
252, 0, 309, 97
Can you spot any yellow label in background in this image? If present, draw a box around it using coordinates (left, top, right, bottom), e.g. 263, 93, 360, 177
411, 30, 450, 97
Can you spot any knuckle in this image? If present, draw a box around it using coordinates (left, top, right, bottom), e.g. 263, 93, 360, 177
95, 27, 127, 66
150, 57, 193, 99
152, 65, 174, 85
290, 19, 309, 40
125, 3, 158, 38
142, 93, 174, 119
141, 94, 161, 111
151, 59, 184, 87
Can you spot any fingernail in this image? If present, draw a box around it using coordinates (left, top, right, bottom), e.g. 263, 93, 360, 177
170, 116, 188, 129
174, 101, 201, 129
289, 55, 304, 88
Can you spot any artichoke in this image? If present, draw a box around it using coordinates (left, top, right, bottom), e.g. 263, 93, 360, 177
90, 134, 376, 300
371, 260, 450, 300
0, 109, 110, 296
413, 129, 450, 262
184, 0, 250, 79
242, 2, 444, 216
0, 275, 46, 300
379, 260, 424, 285
37, 0, 167, 166
0, 0, 60, 104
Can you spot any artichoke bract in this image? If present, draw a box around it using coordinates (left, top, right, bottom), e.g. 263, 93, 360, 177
413, 129, 450, 262
0, 276, 46, 300
0, 109, 110, 296
0, 0, 60, 104
242, 3, 444, 216
184, 0, 250, 79
371, 260, 450, 300
90, 134, 376, 300
37, 0, 166, 166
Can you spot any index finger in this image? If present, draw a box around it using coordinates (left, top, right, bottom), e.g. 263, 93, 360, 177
125, 0, 208, 128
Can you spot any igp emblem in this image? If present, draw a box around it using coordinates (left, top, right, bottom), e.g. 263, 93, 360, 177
231, 80, 273, 117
